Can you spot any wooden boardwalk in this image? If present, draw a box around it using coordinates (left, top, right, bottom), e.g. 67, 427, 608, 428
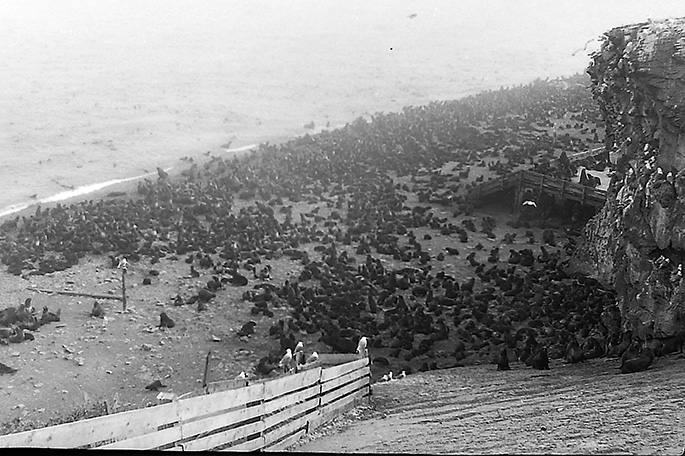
469, 169, 607, 209
567, 146, 605, 164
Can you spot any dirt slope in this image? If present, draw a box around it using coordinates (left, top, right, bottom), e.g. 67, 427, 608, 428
291, 356, 685, 454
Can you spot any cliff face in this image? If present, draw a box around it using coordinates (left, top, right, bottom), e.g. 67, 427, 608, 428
572, 18, 685, 339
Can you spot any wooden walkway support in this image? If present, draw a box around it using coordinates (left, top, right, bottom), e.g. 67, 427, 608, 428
0, 354, 371, 451
568, 146, 605, 164
468, 169, 607, 209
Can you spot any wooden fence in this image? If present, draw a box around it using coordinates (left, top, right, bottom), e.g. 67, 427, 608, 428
568, 146, 605, 164
469, 169, 607, 209
0, 355, 370, 451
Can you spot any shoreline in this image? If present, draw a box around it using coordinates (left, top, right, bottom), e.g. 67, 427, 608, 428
0, 144, 259, 223
0, 74, 587, 225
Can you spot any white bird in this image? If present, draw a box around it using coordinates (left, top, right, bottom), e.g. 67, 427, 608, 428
235, 371, 248, 380
356, 336, 367, 355
306, 351, 319, 364
522, 200, 537, 208
381, 371, 394, 382
397, 370, 406, 379
278, 349, 292, 370
294, 341, 304, 353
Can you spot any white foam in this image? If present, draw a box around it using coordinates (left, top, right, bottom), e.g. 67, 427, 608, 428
0, 145, 258, 221
0, 167, 174, 220
219, 144, 258, 154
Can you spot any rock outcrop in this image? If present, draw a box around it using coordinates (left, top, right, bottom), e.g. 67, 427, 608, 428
572, 18, 685, 339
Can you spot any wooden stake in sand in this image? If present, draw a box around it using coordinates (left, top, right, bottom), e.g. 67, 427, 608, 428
117, 258, 129, 312
202, 350, 212, 388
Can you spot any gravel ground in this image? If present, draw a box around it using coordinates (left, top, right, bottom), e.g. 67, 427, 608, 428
291, 356, 685, 454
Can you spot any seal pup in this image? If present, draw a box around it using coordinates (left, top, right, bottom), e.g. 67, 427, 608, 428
91, 301, 105, 318
496, 348, 511, 371
621, 348, 654, 374
0, 362, 17, 374
145, 380, 166, 391
237, 321, 257, 337
530, 347, 550, 370
158, 312, 175, 329
565, 340, 584, 364
620, 339, 641, 369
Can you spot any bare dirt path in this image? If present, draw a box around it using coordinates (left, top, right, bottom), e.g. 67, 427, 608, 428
291, 356, 685, 454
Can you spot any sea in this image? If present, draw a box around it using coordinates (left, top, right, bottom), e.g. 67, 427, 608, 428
1, 0, 682, 219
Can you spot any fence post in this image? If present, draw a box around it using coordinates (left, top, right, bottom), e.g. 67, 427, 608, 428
202, 350, 212, 389
538, 174, 545, 195
366, 353, 372, 402
121, 269, 127, 311
117, 258, 129, 312
512, 172, 524, 213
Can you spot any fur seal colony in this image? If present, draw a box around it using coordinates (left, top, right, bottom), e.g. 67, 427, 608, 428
0, 74, 680, 405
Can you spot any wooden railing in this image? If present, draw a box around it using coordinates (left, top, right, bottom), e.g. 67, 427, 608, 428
0, 354, 370, 451
469, 169, 607, 208
568, 146, 605, 164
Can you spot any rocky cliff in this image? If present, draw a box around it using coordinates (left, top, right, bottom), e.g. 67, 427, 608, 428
572, 18, 685, 339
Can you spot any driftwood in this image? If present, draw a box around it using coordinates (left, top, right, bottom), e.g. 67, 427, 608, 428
27, 287, 123, 301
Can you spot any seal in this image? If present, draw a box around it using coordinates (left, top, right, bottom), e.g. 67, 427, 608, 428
565, 340, 584, 364
158, 312, 175, 329
497, 348, 511, 371
530, 347, 550, 370
621, 347, 654, 374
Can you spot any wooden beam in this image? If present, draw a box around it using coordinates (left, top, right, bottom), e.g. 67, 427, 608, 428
27, 287, 123, 301
0, 400, 181, 448
205, 379, 249, 395
320, 358, 369, 383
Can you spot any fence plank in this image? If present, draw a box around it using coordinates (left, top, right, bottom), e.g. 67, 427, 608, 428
181, 416, 265, 452
177, 382, 264, 424
263, 428, 306, 452
262, 396, 319, 430
316, 353, 364, 365
0, 400, 180, 448
262, 383, 320, 417
297, 361, 321, 372
321, 366, 367, 394
263, 368, 321, 399
99, 425, 183, 450
179, 402, 263, 444
205, 379, 249, 394
261, 413, 310, 450
320, 375, 369, 407
320, 357, 368, 382
221, 435, 265, 452
309, 387, 368, 432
